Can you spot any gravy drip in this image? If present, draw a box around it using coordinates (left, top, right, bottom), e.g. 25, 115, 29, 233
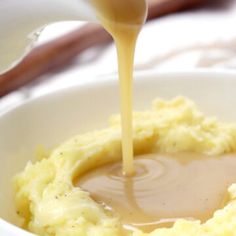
91, 0, 147, 176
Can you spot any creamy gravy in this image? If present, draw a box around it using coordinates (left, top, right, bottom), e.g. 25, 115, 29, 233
91, 0, 147, 176
77, 153, 236, 232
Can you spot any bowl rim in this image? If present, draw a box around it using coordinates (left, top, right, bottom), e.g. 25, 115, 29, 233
1, 69, 236, 118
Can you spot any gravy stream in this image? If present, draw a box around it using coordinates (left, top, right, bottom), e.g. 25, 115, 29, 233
80, 1, 236, 234
78, 153, 236, 232
91, 0, 147, 176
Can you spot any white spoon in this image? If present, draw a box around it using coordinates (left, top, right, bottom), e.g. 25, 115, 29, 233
0, 0, 97, 73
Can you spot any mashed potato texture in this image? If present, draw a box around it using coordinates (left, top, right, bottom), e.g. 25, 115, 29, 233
14, 97, 236, 236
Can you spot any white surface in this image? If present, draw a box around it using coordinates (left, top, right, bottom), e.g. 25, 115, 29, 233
1, 1, 236, 111
1, 70, 236, 235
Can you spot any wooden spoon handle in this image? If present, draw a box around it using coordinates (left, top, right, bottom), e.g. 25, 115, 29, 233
0, 0, 206, 97
148, 0, 206, 19
0, 25, 111, 97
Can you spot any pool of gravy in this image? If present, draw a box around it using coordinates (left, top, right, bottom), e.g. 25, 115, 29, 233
77, 153, 236, 233
91, 0, 147, 176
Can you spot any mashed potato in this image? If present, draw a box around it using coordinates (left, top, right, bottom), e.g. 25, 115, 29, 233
14, 97, 236, 236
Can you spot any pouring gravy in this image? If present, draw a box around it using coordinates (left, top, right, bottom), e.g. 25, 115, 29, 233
77, 1, 236, 233
91, 0, 147, 176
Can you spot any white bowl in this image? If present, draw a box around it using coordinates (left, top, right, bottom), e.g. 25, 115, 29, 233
1, 70, 236, 236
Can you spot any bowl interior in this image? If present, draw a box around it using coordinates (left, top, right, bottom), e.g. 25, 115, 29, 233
1, 71, 236, 234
